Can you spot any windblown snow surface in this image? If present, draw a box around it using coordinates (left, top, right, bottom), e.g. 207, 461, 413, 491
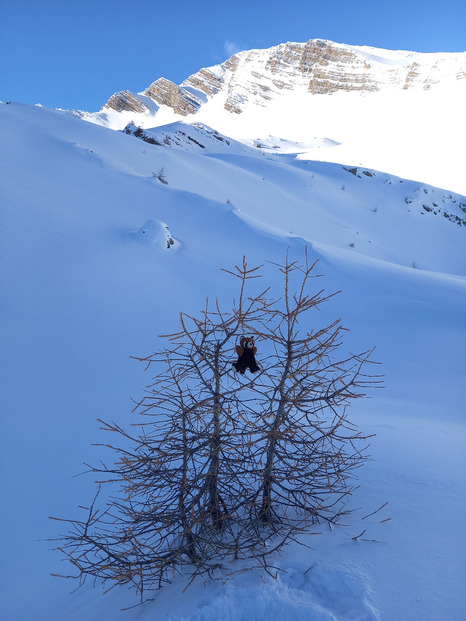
1, 101, 465, 621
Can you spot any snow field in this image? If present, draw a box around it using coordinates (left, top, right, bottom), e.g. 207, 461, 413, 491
0, 101, 465, 620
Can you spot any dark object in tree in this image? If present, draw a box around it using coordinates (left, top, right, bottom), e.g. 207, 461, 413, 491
233, 336, 259, 374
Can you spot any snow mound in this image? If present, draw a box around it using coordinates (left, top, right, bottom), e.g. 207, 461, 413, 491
133, 219, 178, 250
152, 561, 379, 621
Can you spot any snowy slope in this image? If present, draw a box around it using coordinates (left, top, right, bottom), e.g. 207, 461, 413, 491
129, 120, 466, 275
0, 100, 465, 621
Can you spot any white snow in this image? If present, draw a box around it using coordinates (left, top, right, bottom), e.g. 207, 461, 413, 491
1, 51, 465, 621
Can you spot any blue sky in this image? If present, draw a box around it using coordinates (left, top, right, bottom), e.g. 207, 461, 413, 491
1, 0, 465, 111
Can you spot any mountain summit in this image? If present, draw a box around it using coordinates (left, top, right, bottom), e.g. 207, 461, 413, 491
102, 39, 466, 118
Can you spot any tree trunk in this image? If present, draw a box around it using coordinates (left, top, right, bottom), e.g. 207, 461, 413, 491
260, 341, 292, 523
207, 343, 223, 530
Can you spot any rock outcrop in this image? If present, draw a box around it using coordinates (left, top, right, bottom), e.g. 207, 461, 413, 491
143, 78, 202, 116
105, 90, 150, 113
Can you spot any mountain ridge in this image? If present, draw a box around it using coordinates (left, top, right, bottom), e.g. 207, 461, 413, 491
101, 38, 466, 118
69, 38, 466, 195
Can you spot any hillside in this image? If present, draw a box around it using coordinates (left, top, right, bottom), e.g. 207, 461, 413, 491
1, 39, 465, 621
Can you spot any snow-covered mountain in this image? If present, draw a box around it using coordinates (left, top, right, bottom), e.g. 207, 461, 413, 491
1, 38, 465, 621
75, 39, 466, 195
102, 39, 465, 116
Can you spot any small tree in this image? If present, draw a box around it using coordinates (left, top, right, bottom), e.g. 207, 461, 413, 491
51, 252, 381, 601
153, 167, 168, 184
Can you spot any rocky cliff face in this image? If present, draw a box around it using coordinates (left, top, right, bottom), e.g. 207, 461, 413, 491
101, 39, 466, 118
105, 90, 150, 114
143, 77, 203, 116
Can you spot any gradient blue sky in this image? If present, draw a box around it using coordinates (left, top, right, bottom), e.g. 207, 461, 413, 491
1, 0, 465, 111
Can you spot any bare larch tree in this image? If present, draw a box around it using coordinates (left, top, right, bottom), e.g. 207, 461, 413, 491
50, 251, 381, 602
